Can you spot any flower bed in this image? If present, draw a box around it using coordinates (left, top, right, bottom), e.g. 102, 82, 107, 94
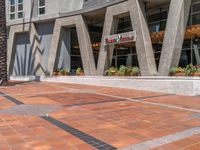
170, 64, 200, 77
53, 68, 84, 76
104, 66, 140, 76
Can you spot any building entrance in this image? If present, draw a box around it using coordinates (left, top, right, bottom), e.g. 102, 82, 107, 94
111, 43, 139, 68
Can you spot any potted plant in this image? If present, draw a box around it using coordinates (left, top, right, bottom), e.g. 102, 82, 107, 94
184, 64, 196, 76
76, 67, 84, 76
126, 66, 133, 76
105, 67, 118, 76
169, 67, 177, 76
175, 67, 185, 76
194, 68, 200, 77
118, 65, 127, 76
53, 68, 60, 76
130, 66, 140, 76
60, 69, 70, 76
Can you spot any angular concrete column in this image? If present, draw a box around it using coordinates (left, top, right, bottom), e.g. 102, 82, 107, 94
97, 0, 157, 76
97, 2, 129, 75
48, 15, 96, 76
74, 16, 97, 75
7, 23, 42, 76
158, 0, 192, 76
129, 0, 157, 76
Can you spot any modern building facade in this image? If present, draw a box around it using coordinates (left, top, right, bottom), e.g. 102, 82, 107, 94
5, 0, 200, 76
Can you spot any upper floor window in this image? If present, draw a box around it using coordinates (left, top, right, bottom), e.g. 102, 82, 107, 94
9, 0, 23, 20
38, 0, 45, 15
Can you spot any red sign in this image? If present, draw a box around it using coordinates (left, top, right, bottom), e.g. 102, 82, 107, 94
104, 31, 136, 45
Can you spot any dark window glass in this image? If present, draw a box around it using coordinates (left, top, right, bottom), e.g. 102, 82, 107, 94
10, 14, 15, 20
18, 12, 23, 18
148, 11, 168, 23
10, 6, 15, 12
193, 3, 200, 13
10, 0, 15, 5
192, 13, 200, 25
18, 0, 23, 4
39, 7, 45, 15
39, 0, 45, 6
18, 4, 23, 11
179, 50, 191, 67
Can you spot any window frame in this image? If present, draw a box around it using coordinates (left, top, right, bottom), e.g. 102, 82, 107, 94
9, 0, 24, 20
38, 0, 46, 16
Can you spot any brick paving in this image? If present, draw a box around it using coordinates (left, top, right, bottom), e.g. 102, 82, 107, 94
0, 81, 200, 150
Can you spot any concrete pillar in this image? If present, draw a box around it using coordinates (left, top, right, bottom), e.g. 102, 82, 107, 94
97, 0, 157, 76
158, 0, 192, 76
75, 16, 97, 75
48, 15, 96, 76
7, 23, 43, 76
97, 2, 127, 75
129, 0, 157, 76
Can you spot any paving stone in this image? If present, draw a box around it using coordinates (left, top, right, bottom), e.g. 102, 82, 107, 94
0, 81, 200, 150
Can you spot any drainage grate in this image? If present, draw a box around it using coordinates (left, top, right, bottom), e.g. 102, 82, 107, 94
0, 92, 24, 105
41, 116, 117, 150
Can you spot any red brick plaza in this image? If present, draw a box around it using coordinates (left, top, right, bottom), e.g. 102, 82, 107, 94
0, 81, 200, 150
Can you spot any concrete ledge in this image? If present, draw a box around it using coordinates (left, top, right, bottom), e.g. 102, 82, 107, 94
10, 76, 200, 96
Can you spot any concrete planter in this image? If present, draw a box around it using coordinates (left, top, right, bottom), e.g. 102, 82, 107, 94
10, 76, 200, 96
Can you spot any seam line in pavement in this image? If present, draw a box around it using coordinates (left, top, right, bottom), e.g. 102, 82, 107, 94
0, 92, 24, 105
41, 116, 117, 150
120, 127, 200, 150
63, 99, 125, 107
47, 85, 200, 113
132, 94, 175, 100
93, 92, 200, 113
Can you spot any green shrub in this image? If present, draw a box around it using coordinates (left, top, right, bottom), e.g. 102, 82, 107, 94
60, 69, 69, 76
118, 65, 127, 76
130, 67, 140, 76
105, 67, 118, 76
176, 67, 185, 73
105, 66, 140, 76
76, 67, 84, 76
185, 64, 196, 76
197, 68, 200, 72
126, 66, 133, 76
169, 67, 177, 75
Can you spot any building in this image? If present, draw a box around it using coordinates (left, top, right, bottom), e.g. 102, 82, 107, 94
6, 0, 200, 76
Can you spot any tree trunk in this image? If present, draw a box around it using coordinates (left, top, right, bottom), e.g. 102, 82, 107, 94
0, 0, 8, 84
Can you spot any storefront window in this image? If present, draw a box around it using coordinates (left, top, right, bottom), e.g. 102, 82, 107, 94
70, 29, 82, 73
179, 39, 193, 67
192, 13, 200, 25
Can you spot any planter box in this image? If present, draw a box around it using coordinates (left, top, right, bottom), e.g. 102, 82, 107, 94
175, 72, 185, 76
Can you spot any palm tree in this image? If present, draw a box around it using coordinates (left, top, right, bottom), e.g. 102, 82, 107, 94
0, 0, 8, 85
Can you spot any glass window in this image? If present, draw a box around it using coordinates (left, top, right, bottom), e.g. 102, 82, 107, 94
9, 0, 23, 20
39, 0, 45, 6
148, 10, 168, 32
10, 14, 15, 20
10, 6, 15, 13
179, 50, 192, 67
18, 12, 23, 18
38, 0, 45, 15
193, 3, 200, 13
192, 13, 200, 25
148, 11, 168, 23
10, 0, 15, 5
